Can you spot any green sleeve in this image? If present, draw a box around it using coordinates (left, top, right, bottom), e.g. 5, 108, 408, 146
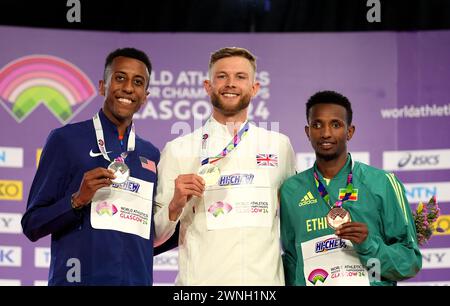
354, 173, 422, 282
280, 184, 306, 286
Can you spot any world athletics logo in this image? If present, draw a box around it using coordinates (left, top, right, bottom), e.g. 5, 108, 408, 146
95, 201, 118, 216
208, 201, 233, 217
308, 268, 329, 285
0, 55, 96, 124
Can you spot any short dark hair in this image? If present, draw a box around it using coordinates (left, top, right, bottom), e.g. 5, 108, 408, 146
209, 47, 257, 74
306, 90, 353, 125
103, 47, 152, 88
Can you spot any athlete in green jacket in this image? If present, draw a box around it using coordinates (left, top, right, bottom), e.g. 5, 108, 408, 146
280, 91, 422, 286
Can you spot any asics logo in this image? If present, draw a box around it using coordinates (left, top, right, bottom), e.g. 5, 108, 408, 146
89, 149, 111, 157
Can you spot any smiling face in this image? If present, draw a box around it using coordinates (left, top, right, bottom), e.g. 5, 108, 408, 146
305, 103, 355, 162
99, 56, 149, 125
204, 56, 259, 120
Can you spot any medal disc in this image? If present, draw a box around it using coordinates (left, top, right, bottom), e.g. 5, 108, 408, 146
326, 207, 351, 229
197, 164, 221, 186
108, 161, 130, 184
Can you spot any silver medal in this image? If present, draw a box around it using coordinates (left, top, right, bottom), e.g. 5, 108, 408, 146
108, 160, 130, 184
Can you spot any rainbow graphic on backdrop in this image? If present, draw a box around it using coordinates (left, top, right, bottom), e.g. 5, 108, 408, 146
308, 268, 329, 285
0, 55, 96, 123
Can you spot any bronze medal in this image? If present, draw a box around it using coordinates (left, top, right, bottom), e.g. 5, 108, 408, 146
326, 207, 351, 229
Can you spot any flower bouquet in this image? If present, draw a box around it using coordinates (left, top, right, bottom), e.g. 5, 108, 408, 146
413, 196, 442, 245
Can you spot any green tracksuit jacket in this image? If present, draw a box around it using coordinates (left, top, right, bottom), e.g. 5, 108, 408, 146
280, 154, 422, 286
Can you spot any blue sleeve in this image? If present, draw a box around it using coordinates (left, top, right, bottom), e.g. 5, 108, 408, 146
22, 129, 83, 242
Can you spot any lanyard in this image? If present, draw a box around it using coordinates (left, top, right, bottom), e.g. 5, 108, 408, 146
92, 113, 135, 162
313, 158, 355, 208
200, 118, 250, 166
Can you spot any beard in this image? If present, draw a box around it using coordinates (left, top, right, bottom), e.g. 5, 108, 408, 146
210, 91, 252, 116
314, 142, 347, 162
315, 151, 339, 161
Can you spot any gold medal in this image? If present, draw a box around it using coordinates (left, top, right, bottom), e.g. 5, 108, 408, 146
197, 164, 221, 186
326, 207, 351, 229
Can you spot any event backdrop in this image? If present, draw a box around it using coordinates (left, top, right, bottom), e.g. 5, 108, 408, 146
0, 26, 449, 286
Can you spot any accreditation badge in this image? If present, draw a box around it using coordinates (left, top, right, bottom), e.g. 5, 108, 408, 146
203, 169, 273, 230
326, 207, 351, 229
301, 234, 370, 286
90, 177, 153, 239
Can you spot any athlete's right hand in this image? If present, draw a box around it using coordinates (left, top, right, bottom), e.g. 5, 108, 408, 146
71, 167, 116, 209
168, 174, 205, 221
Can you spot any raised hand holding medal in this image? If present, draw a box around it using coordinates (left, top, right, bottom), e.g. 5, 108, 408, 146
71, 167, 116, 209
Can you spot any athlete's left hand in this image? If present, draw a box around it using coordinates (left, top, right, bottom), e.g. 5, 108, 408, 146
335, 222, 368, 244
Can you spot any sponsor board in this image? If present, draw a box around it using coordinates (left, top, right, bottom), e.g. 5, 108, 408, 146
434, 215, 450, 236
0, 279, 21, 286
36, 148, 42, 168
421, 248, 450, 269
153, 250, 178, 271
0, 212, 22, 234
33, 280, 48, 286
399, 281, 450, 286
0, 246, 21, 267
383, 149, 450, 171
0, 147, 23, 168
404, 182, 450, 204
0, 180, 23, 201
34, 247, 50, 268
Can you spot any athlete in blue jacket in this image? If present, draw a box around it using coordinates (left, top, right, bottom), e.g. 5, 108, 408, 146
22, 48, 160, 285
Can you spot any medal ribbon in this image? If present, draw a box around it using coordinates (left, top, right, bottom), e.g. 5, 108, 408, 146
200, 118, 250, 166
92, 113, 136, 163
313, 171, 353, 208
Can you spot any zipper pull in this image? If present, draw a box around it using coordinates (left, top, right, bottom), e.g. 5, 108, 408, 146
118, 135, 124, 149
